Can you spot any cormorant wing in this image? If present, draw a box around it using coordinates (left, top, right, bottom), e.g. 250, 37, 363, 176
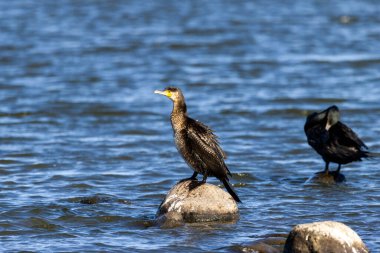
305, 125, 329, 150
185, 117, 230, 177
187, 118, 227, 158
331, 122, 368, 149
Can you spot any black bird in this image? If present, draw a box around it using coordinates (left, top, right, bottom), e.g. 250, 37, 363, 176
154, 87, 241, 203
304, 105, 369, 174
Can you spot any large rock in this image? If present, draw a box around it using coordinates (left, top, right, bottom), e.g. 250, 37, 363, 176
307, 171, 346, 184
156, 180, 239, 226
283, 221, 369, 253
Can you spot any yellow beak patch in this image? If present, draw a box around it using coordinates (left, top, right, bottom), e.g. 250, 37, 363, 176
154, 89, 172, 98
165, 90, 172, 98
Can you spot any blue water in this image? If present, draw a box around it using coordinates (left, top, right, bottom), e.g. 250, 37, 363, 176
0, 0, 379, 252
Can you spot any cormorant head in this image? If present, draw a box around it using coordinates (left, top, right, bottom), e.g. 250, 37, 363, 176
305, 111, 327, 131
154, 86, 184, 103
325, 105, 340, 130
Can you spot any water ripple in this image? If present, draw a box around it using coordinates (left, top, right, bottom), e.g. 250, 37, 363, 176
0, 0, 379, 252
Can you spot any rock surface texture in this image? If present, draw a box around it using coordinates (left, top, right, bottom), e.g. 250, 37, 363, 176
283, 221, 369, 253
156, 180, 239, 225
308, 171, 346, 184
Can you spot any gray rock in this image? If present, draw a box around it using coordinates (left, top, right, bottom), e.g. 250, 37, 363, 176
283, 221, 369, 253
156, 180, 239, 225
155, 211, 184, 228
308, 171, 346, 184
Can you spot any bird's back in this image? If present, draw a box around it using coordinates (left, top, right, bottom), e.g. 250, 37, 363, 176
329, 122, 367, 149
173, 116, 230, 179
325, 122, 369, 163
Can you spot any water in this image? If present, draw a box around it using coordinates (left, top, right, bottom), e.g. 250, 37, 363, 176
1, 0, 380, 252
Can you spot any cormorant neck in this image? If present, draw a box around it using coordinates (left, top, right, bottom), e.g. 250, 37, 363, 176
170, 99, 187, 130
173, 99, 187, 115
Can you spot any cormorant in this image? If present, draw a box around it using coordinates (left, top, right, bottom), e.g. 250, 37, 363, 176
154, 87, 241, 203
304, 105, 369, 174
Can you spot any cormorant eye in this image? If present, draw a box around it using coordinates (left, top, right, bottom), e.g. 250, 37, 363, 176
165, 90, 172, 97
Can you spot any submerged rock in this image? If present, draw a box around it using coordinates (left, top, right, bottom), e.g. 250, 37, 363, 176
242, 242, 280, 253
155, 211, 184, 228
283, 221, 369, 253
74, 194, 130, 205
239, 234, 288, 253
156, 180, 239, 225
308, 171, 346, 184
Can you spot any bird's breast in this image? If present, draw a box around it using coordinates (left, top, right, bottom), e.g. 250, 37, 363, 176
173, 129, 186, 150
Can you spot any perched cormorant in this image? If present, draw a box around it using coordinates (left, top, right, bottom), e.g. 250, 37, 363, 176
154, 87, 241, 203
304, 105, 369, 174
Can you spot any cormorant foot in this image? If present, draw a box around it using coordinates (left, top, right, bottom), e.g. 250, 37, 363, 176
179, 172, 199, 183
335, 164, 341, 173
201, 175, 207, 184
179, 177, 197, 183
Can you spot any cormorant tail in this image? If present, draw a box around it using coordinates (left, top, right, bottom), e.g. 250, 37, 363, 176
368, 152, 380, 158
221, 179, 241, 203
362, 150, 370, 158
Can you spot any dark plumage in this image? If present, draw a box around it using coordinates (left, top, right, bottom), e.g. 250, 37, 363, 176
154, 87, 241, 203
304, 105, 369, 174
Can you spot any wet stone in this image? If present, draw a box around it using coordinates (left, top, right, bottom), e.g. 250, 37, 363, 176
75, 194, 130, 205
155, 211, 184, 228
243, 242, 280, 253
79, 195, 114, 204
239, 234, 287, 253
309, 171, 346, 184
156, 180, 239, 225
283, 221, 369, 253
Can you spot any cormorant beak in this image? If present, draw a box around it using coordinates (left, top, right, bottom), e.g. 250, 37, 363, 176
154, 89, 171, 98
